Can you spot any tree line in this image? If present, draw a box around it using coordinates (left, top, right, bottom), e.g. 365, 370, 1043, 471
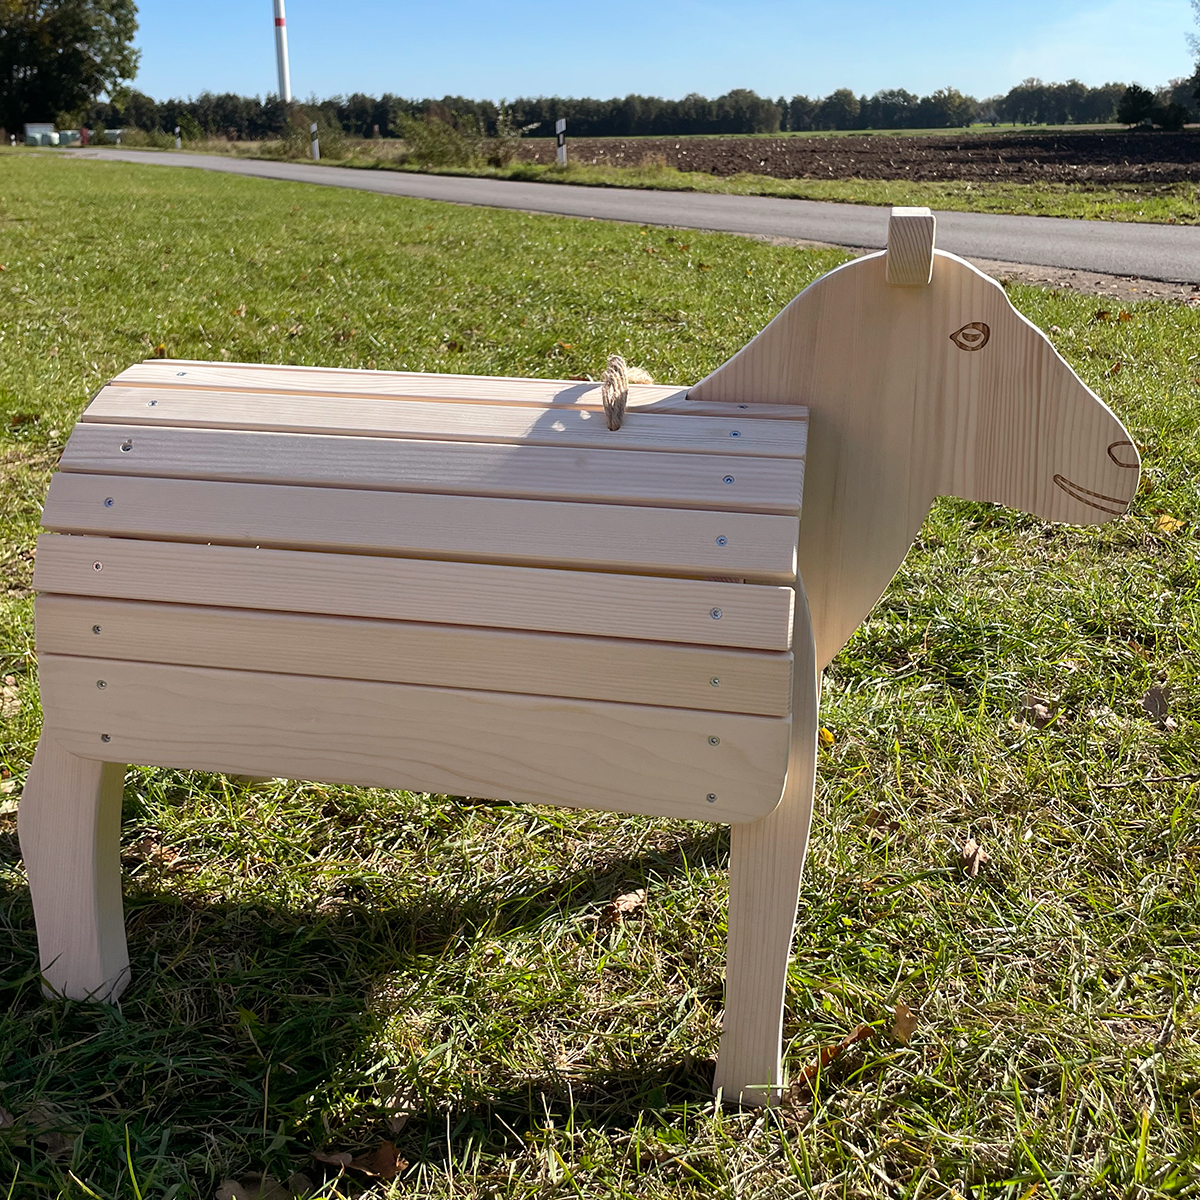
75, 75, 1199, 144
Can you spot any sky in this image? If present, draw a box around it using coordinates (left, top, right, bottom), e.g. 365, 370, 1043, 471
129, 0, 1197, 103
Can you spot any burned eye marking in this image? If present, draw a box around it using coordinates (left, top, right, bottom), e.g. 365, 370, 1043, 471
1107, 440, 1139, 468
950, 321, 991, 351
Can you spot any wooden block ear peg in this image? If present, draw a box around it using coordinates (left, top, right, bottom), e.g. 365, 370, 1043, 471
885, 206, 936, 286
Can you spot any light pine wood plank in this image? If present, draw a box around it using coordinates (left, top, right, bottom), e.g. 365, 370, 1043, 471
39, 656, 792, 824
714, 576, 820, 1106
115, 360, 809, 421
41, 474, 799, 582
885, 207, 936, 286
34, 536, 796, 650
60, 424, 804, 515
691, 240, 1140, 667
36, 596, 793, 716
17, 736, 129, 1001
82, 386, 808, 459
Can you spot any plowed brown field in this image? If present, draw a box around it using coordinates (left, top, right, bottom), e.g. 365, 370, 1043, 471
517, 132, 1200, 184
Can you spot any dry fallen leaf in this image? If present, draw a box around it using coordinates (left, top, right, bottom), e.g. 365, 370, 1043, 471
153, 343, 166, 358
215, 1182, 250, 1200
791, 1023, 874, 1089
1118, 310, 1133, 321
215, 1177, 291, 1200
819, 726, 835, 747
1107, 361, 1123, 376
351, 1142, 406, 1179
606, 888, 647, 922
862, 810, 899, 843
1019, 694, 1054, 728
960, 837, 990, 878
1093, 309, 1111, 321
233, 303, 247, 317
313, 1149, 353, 1169
892, 1000, 919, 1044
0, 1105, 13, 1128
1142, 685, 1175, 730
626, 365, 654, 384
1154, 513, 1185, 534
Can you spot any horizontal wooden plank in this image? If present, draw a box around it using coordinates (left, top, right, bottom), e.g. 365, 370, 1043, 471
116, 360, 811, 421
83, 386, 808, 459
61, 424, 803, 515
36, 596, 793, 716
41, 474, 799, 582
40, 655, 791, 823
34, 536, 795, 651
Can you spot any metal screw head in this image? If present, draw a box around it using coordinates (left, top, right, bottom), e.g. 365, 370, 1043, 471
96, 679, 107, 689
92, 625, 102, 634
104, 497, 114, 508
715, 535, 727, 546
708, 735, 720, 746
92, 561, 103, 571
710, 607, 722, 620
723, 476, 735, 485
147, 399, 158, 407
710, 677, 720, 687
176, 371, 187, 376
120, 440, 133, 452
706, 793, 717, 803
737, 404, 749, 410
100, 733, 111, 743
729, 430, 741, 438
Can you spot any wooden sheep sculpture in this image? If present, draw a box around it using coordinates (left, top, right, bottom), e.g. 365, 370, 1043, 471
20, 208, 1139, 1106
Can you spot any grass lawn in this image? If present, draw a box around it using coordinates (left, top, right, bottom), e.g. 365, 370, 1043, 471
1, 151, 1199, 1199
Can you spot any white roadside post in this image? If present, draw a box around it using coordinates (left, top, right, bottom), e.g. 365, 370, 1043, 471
273, 0, 292, 103
310, 123, 320, 161
556, 118, 567, 166
174, 126, 181, 149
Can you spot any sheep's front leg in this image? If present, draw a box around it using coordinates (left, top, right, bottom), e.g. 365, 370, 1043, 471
714, 581, 819, 1106
18, 733, 129, 1001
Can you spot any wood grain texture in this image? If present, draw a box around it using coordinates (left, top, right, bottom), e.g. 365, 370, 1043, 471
83, 386, 808, 459
17, 737, 128, 1001
39, 655, 792, 824
34, 535, 796, 650
690, 248, 1140, 667
60, 423, 804, 515
114, 360, 807, 420
42, 474, 799, 582
713, 577, 819, 1106
885, 206, 936, 286
36, 595, 794, 716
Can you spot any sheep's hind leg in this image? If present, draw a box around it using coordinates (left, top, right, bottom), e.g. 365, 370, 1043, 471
18, 733, 129, 1001
713, 580, 820, 1107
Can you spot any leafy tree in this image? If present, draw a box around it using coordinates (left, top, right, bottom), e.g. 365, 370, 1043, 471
817, 88, 860, 130
0, 0, 139, 132
1117, 84, 1156, 126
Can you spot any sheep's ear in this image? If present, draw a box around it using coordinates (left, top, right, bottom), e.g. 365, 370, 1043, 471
885, 207, 935, 286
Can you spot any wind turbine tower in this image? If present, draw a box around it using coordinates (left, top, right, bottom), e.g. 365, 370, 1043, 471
273, 0, 292, 102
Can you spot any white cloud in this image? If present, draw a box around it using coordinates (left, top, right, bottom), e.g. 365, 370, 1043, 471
1008, 0, 1194, 87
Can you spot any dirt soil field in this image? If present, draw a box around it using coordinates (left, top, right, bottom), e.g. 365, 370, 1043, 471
518, 131, 1200, 184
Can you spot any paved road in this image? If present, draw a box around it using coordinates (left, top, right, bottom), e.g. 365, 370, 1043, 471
75, 147, 1200, 282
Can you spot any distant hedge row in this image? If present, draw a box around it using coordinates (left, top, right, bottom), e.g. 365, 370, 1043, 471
83, 75, 1199, 142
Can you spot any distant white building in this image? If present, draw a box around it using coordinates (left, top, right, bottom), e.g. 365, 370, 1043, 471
24, 122, 58, 146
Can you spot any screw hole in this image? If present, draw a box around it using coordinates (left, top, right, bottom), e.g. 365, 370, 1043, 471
96, 680, 107, 689
104, 497, 114, 508
147, 400, 158, 407
710, 608, 722, 620
100, 733, 111, 743
92, 561, 103, 571
729, 430, 741, 438
706, 793, 717, 803
715, 535, 727, 546
710, 677, 720, 687
92, 625, 102, 634
120, 440, 133, 452
708, 735, 720, 746
723, 476, 734, 485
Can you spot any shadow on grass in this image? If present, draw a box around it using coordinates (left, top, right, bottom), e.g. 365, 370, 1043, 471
0, 815, 728, 1190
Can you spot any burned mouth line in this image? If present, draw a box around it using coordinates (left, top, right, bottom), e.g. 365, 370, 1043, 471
1053, 473, 1128, 515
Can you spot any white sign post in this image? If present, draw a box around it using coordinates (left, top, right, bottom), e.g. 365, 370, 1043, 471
310, 123, 320, 161
556, 118, 567, 166
174, 126, 181, 149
